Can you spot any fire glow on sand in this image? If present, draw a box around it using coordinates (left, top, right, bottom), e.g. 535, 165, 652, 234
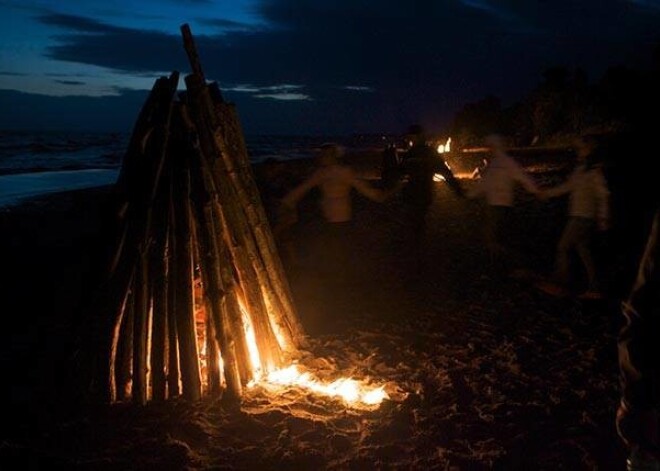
249, 365, 390, 409
240, 301, 390, 409
193, 290, 391, 410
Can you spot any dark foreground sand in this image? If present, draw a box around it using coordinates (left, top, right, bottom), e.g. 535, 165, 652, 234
0, 152, 654, 470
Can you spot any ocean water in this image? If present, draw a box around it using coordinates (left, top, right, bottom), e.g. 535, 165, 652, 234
0, 130, 392, 207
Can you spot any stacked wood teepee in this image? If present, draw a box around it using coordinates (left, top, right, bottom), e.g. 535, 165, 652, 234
86, 24, 304, 405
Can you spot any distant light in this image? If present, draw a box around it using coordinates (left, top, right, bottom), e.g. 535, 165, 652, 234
437, 137, 452, 154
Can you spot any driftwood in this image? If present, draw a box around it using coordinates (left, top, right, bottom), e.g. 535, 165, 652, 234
84, 24, 306, 405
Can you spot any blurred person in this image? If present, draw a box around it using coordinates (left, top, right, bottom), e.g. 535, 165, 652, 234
281, 142, 398, 280
466, 133, 541, 273
536, 133, 611, 299
398, 124, 465, 272
616, 206, 660, 470
380, 142, 401, 189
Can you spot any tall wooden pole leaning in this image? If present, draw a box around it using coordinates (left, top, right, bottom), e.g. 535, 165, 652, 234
169, 107, 203, 402
182, 70, 285, 376
179, 24, 305, 358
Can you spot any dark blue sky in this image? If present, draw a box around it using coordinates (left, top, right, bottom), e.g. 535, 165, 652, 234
1, 0, 659, 135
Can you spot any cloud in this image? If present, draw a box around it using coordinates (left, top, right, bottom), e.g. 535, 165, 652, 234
253, 92, 311, 101
343, 86, 375, 92
26, 1, 660, 134
197, 17, 260, 32
38, 13, 187, 73
53, 79, 86, 86
224, 83, 308, 101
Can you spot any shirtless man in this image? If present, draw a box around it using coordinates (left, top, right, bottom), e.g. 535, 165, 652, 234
282, 143, 392, 222
281, 142, 397, 278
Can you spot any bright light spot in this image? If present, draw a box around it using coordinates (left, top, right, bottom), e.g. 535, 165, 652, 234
433, 137, 454, 181
254, 364, 389, 408
239, 302, 263, 379
238, 303, 389, 409
437, 137, 451, 154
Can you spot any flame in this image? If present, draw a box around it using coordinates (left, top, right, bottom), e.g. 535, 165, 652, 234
208, 287, 389, 409
436, 137, 451, 154
241, 306, 389, 406
249, 364, 389, 408
434, 137, 452, 182
241, 305, 263, 378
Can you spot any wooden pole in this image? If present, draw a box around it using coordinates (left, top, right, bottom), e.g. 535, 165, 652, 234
149, 201, 170, 402
166, 196, 181, 398
132, 252, 150, 405
114, 291, 133, 402
170, 109, 202, 402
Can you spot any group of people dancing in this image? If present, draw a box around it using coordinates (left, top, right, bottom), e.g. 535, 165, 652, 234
272, 124, 610, 299
256, 124, 660, 469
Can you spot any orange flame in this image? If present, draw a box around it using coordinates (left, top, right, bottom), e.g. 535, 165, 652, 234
197, 284, 390, 408
249, 364, 389, 408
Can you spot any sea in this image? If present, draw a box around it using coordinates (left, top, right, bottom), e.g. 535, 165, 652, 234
0, 130, 393, 208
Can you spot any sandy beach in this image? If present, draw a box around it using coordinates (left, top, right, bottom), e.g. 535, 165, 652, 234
0, 150, 653, 470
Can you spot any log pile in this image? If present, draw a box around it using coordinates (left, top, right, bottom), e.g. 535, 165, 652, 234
85, 24, 304, 405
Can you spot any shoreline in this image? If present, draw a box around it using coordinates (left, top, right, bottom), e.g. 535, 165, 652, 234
0, 168, 118, 209
0, 143, 575, 209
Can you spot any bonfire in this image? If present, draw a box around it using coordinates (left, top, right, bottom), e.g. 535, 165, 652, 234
83, 24, 390, 410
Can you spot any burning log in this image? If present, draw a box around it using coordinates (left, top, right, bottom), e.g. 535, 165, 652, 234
180, 24, 304, 350
185, 106, 252, 399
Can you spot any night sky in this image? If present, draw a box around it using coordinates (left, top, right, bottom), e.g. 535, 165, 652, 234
1, 0, 659, 135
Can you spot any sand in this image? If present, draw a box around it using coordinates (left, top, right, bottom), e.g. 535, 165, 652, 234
0, 152, 651, 470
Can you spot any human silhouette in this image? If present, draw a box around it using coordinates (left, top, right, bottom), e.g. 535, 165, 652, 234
466, 133, 540, 273
281, 142, 398, 280
380, 142, 401, 189
398, 124, 465, 272
537, 133, 611, 299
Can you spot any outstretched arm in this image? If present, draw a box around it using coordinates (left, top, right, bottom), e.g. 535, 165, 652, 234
512, 162, 540, 196
281, 170, 322, 208
351, 176, 395, 202
542, 170, 575, 199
